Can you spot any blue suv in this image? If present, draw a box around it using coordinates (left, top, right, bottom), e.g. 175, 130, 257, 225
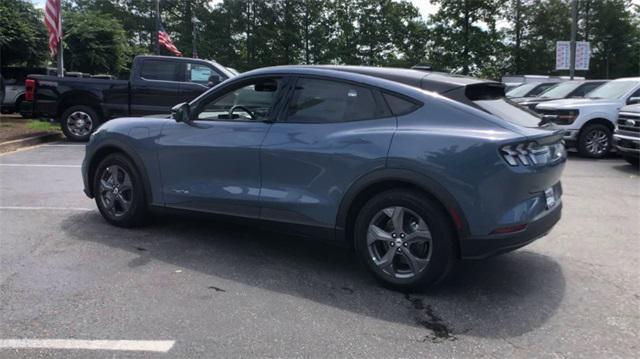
82, 66, 566, 290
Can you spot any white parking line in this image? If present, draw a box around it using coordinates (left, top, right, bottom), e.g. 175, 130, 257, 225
0, 206, 93, 211
0, 163, 81, 168
0, 339, 175, 353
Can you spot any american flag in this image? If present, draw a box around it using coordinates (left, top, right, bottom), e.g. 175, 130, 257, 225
44, 0, 62, 56
158, 24, 182, 57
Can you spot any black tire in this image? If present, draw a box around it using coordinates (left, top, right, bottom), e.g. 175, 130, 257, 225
16, 97, 29, 118
93, 153, 149, 228
354, 189, 456, 292
577, 123, 612, 158
624, 156, 640, 167
60, 105, 101, 141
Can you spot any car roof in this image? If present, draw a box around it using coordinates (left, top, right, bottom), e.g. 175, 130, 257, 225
246, 65, 499, 94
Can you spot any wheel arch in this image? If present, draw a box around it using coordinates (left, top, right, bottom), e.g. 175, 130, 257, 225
58, 91, 103, 119
86, 140, 153, 204
335, 168, 469, 255
580, 117, 615, 133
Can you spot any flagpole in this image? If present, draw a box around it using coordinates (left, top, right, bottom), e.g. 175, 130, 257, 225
155, 0, 160, 55
57, 39, 63, 77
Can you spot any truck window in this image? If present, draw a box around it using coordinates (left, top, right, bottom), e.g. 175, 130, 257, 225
140, 60, 181, 82
186, 63, 213, 85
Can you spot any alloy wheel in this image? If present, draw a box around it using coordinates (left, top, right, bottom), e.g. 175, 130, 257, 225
367, 206, 432, 279
584, 128, 609, 156
98, 165, 133, 218
66, 111, 93, 137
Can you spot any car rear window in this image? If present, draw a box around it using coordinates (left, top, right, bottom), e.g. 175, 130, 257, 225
474, 98, 542, 127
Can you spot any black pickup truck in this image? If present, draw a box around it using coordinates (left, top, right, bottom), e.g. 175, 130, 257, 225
22, 55, 234, 141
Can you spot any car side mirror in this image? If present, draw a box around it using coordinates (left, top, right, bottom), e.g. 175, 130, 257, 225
208, 74, 223, 88
171, 102, 191, 123
628, 96, 640, 105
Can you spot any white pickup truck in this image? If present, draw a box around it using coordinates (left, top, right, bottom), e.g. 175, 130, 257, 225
535, 77, 640, 158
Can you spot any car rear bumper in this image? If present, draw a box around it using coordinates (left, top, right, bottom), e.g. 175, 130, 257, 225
459, 200, 562, 259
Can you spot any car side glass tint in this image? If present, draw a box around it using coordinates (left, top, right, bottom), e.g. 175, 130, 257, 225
286, 78, 382, 123
140, 60, 180, 82
382, 93, 420, 116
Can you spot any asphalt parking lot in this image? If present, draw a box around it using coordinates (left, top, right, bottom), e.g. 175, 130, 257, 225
0, 143, 638, 358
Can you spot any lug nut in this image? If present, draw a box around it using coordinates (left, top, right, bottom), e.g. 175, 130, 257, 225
397, 248, 402, 252
391, 233, 397, 238
390, 242, 395, 247
403, 242, 408, 247
400, 233, 406, 238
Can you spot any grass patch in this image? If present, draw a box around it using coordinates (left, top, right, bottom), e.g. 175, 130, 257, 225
26, 120, 60, 132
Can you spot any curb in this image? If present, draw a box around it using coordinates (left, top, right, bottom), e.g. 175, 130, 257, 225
0, 133, 64, 154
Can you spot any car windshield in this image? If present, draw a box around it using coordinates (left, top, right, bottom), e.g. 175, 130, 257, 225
474, 98, 542, 128
539, 82, 582, 98
506, 83, 539, 97
585, 81, 637, 100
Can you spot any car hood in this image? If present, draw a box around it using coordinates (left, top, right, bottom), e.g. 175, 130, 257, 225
536, 98, 619, 110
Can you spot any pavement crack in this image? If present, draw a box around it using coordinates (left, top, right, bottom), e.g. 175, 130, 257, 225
405, 294, 457, 343
208, 286, 226, 292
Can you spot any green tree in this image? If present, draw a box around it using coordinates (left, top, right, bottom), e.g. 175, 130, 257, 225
579, 0, 639, 79
0, 0, 48, 67
63, 10, 130, 75
427, 0, 507, 78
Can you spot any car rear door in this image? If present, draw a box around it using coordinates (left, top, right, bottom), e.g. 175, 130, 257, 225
259, 76, 397, 230
130, 58, 185, 116
156, 75, 288, 218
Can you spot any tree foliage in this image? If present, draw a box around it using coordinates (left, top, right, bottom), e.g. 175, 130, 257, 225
62, 10, 130, 75
0, 0, 48, 67
1, 0, 639, 80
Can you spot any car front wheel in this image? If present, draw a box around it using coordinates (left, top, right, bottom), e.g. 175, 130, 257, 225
577, 124, 612, 158
354, 189, 456, 292
94, 153, 148, 227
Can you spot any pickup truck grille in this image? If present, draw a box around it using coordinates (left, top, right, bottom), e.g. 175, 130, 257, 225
617, 112, 640, 134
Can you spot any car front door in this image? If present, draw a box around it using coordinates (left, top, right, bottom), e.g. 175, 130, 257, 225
259, 76, 397, 230
157, 75, 288, 218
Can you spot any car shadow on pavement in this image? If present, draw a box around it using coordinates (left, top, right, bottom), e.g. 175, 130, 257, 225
61, 211, 565, 340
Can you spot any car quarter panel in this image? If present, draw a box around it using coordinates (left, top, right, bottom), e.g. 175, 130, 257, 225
387, 97, 565, 237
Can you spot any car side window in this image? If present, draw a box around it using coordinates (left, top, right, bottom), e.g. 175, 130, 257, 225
140, 60, 181, 82
285, 78, 385, 123
186, 63, 213, 85
195, 77, 282, 122
382, 92, 421, 116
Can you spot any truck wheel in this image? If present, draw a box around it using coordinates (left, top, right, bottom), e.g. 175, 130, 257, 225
577, 124, 612, 158
16, 97, 29, 118
61, 105, 101, 141
354, 189, 456, 292
93, 153, 149, 227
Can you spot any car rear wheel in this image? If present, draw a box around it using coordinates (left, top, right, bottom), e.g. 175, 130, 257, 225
61, 105, 101, 141
354, 189, 456, 292
94, 153, 148, 227
577, 124, 612, 158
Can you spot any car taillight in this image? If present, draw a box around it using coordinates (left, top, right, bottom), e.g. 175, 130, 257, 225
501, 141, 565, 166
25, 79, 36, 101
